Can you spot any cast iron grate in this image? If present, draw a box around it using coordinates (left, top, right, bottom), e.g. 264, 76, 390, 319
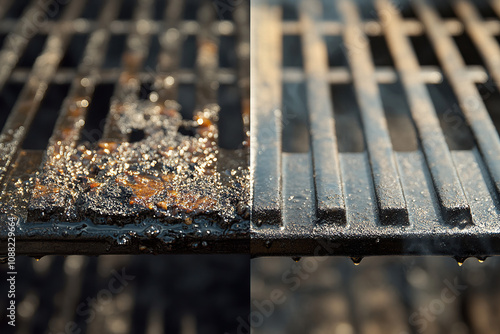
0, 0, 250, 256
251, 0, 500, 257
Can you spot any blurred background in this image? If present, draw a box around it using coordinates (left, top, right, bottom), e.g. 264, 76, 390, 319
251, 256, 500, 334
0, 255, 250, 334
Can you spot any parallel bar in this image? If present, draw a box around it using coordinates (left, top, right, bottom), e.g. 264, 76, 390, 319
281, 19, 469, 37
0, 1, 86, 188
284, 65, 486, 84
0, 19, 239, 36
414, 0, 500, 201
250, 0, 283, 225
376, 0, 472, 226
455, 1, 500, 86
102, 0, 155, 141
46, 0, 122, 147
155, 0, 185, 102
299, 0, 346, 225
0, 0, 14, 20
282, 153, 316, 230
0, 150, 44, 219
193, 1, 220, 149
6, 65, 490, 85
195, 0, 220, 107
0, 0, 47, 91
337, 0, 409, 226
234, 0, 251, 145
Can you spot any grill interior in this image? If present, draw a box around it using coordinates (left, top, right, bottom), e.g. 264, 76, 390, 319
0, 0, 250, 256
251, 0, 500, 257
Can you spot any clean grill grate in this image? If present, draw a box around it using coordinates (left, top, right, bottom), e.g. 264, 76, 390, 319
251, 0, 500, 257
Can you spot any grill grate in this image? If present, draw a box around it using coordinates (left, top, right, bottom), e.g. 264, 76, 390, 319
0, 0, 250, 256
251, 0, 500, 257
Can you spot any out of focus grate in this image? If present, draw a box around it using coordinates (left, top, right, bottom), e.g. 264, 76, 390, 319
0, 0, 250, 256
0, 254, 249, 334
251, 0, 500, 257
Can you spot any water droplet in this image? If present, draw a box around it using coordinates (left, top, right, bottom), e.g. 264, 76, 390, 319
265, 240, 272, 248
292, 257, 301, 262
476, 256, 487, 263
144, 225, 160, 238
201, 241, 207, 247
351, 257, 363, 265
454, 256, 467, 266
117, 235, 131, 245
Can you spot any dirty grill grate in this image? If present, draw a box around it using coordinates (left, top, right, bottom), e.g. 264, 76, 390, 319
0, 0, 250, 256
251, 0, 500, 257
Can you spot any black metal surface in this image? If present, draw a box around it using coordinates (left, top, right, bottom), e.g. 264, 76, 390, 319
0, 0, 250, 256
251, 0, 500, 257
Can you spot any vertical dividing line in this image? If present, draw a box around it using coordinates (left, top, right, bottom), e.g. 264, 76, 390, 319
0, 0, 43, 92
414, 0, 500, 202
337, 0, 409, 226
156, 0, 185, 103
234, 0, 251, 146
250, 0, 283, 226
376, 0, 472, 226
299, 0, 346, 225
102, 0, 155, 142
0, 0, 86, 188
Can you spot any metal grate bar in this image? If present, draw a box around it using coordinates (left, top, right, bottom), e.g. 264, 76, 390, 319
338, 0, 409, 226
251, 0, 283, 226
455, 0, 500, 90
0, 0, 42, 92
102, 0, 155, 142
376, 0, 472, 226
0, 0, 14, 20
0, 19, 239, 36
155, 0, 185, 102
2, 65, 490, 85
0, 1, 86, 188
280, 18, 477, 36
45, 0, 123, 148
193, 0, 220, 149
195, 0, 220, 107
414, 0, 500, 201
234, 1, 251, 145
299, 0, 346, 225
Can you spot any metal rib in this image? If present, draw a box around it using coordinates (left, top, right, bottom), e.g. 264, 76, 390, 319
195, 0, 220, 107
299, 0, 346, 225
376, 0, 472, 226
0, 0, 86, 187
337, 0, 409, 226
414, 0, 500, 201
46, 0, 123, 148
250, 0, 283, 226
102, 0, 155, 142
192, 0, 221, 150
234, 0, 251, 146
155, 0, 185, 102
455, 1, 500, 88
0, 0, 14, 20
0, 0, 50, 92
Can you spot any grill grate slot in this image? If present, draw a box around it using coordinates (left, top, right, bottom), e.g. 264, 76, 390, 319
251, 0, 500, 256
